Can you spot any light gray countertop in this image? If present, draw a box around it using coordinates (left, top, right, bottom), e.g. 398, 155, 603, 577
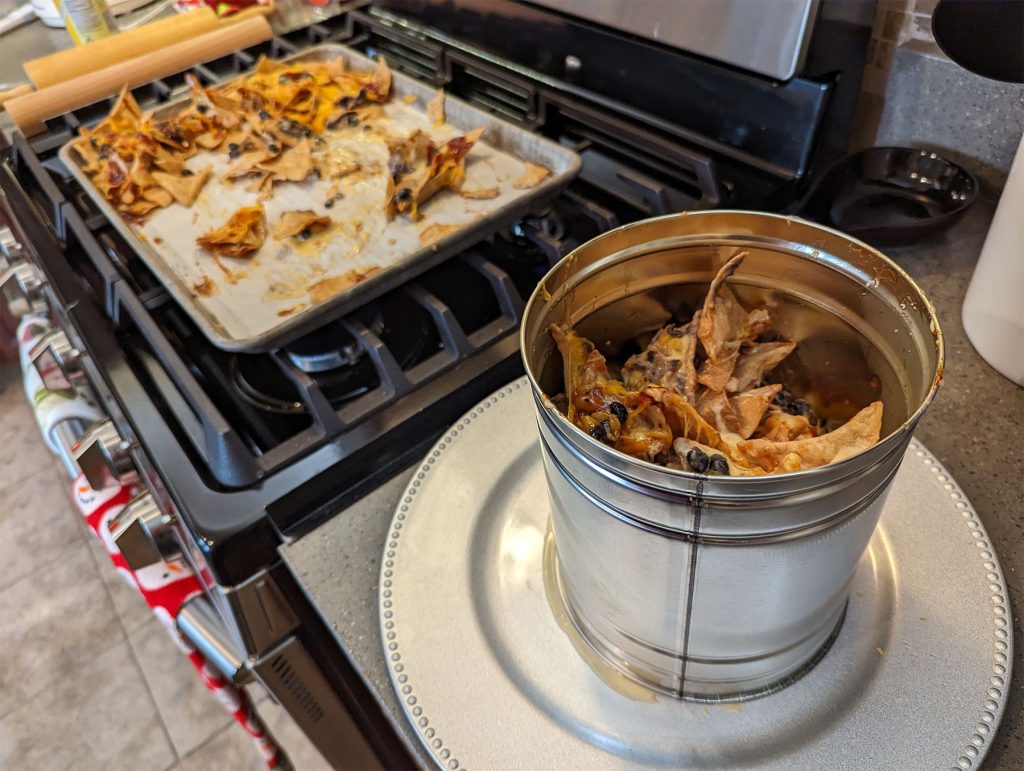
282, 198, 1023, 769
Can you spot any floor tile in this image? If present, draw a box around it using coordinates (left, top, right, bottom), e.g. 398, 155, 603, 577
83, 523, 157, 633
0, 545, 122, 716
130, 617, 235, 758
182, 699, 331, 771
0, 464, 84, 591
259, 700, 332, 771
181, 722, 262, 771
0, 385, 56, 490
0, 638, 176, 770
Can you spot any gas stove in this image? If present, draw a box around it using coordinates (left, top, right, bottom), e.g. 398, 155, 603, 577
0, 2, 870, 765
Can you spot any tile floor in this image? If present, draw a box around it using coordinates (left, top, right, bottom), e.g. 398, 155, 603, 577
0, 363, 332, 770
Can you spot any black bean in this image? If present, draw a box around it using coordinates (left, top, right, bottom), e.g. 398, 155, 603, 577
278, 119, 311, 138
298, 228, 313, 241
608, 402, 628, 423
773, 389, 814, 417
327, 111, 360, 130
362, 124, 373, 132
181, 168, 194, 177
590, 421, 608, 441
324, 200, 334, 209
227, 142, 240, 159
395, 187, 413, 203
196, 103, 210, 114
258, 110, 270, 121
708, 455, 731, 475
267, 143, 280, 154
686, 447, 710, 474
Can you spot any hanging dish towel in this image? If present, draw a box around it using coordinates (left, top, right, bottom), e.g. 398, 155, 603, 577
16, 316, 103, 454
70, 472, 290, 769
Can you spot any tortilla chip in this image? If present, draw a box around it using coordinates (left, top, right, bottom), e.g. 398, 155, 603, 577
427, 89, 445, 126
643, 386, 731, 454
615, 404, 672, 461
197, 205, 267, 258
273, 210, 333, 240
402, 129, 483, 214
742, 307, 773, 342
72, 136, 101, 173
730, 384, 782, 438
696, 347, 740, 392
195, 131, 222, 150
371, 57, 392, 99
697, 253, 747, 362
727, 341, 796, 393
255, 55, 283, 75
104, 86, 142, 134
257, 140, 313, 183
622, 320, 699, 402
314, 148, 360, 180
512, 161, 550, 189
738, 401, 883, 472
696, 389, 740, 438
777, 452, 803, 473
753, 406, 816, 442
152, 166, 211, 207
141, 187, 173, 208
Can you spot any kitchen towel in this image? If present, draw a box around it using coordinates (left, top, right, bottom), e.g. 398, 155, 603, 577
16, 316, 103, 454
71, 472, 290, 769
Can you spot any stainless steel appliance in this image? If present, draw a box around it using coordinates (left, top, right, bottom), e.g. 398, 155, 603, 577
0, 1, 874, 765
531, 0, 820, 80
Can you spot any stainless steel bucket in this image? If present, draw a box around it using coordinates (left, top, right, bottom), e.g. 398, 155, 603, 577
520, 211, 943, 700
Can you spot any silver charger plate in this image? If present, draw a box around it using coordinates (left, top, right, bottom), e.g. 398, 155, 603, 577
380, 379, 1012, 770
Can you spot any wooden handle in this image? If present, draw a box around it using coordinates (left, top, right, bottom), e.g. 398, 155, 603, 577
7, 16, 273, 137
0, 84, 33, 110
22, 7, 220, 90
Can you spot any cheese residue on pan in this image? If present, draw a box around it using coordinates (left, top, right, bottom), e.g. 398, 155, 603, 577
307, 267, 382, 303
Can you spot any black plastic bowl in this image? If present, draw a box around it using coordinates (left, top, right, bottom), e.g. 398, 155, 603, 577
796, 147, 978, 247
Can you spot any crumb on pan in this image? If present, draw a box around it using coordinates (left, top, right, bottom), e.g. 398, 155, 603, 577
418, 222, 458, 245
513, 161, 551, 189
193, 276, 215, 296
307, 266, 382, 303
460, 186, 500, 199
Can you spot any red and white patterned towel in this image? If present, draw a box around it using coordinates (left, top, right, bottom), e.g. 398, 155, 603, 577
71, 473, 290, 769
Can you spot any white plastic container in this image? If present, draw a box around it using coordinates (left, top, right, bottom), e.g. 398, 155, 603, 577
962, 138, 1024, 386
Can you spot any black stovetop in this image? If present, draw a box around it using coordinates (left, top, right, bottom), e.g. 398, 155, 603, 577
0, 1, 865, 586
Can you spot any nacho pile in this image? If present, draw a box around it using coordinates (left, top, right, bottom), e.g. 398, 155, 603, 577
549, 253, 884, 476
70, 56, 492, 248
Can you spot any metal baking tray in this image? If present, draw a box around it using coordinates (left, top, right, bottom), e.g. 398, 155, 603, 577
59, 44, 581, 352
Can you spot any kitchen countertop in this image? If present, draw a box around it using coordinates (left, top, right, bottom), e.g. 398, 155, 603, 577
282, 198, 1023, 769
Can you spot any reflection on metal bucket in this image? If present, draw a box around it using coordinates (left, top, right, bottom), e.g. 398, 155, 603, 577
521, 211, 942, 699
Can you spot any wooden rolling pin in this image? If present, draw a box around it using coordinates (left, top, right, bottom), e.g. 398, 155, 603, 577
23, 7, 220, 90
6, 15, 273, 136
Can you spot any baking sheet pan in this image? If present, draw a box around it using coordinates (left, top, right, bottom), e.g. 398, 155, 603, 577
59, 44, 581, 352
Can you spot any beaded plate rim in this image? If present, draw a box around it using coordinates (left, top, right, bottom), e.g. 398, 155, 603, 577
379, 378, 1011, 771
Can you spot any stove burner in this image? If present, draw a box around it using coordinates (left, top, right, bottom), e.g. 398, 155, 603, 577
234, 298, 436, 415
231, 356, 306, 415
285, 308, 384, 374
